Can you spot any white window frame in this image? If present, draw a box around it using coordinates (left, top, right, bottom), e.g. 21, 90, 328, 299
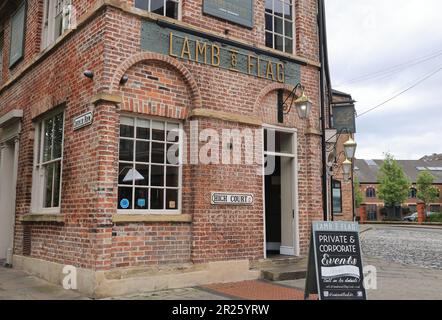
117, 115, 183, 215
41, 0, 71, 50
134, 0, 182, 20
31, 110, 65, 214
265, 0, 295, 54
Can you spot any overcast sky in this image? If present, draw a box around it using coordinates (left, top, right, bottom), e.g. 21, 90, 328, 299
325, 0, 442, 160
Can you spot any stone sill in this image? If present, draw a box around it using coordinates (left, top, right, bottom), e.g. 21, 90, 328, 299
20, 214, 65, 223
112, 214, 192, 224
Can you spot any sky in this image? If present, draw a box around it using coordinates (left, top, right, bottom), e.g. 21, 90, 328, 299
325, 0, 442, 160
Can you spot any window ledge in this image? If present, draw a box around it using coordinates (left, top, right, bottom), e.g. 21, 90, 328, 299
112, 214, 192, 224
20, 214, 65, 223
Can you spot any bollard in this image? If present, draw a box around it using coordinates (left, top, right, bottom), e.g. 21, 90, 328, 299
359, 204, 367, 223
417, 201, 426, 224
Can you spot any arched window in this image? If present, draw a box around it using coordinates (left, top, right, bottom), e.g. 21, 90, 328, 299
366, 187, 376, 198
409, 188, 417, 199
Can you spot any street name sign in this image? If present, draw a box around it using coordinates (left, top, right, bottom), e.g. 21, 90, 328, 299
211, 192, 254, 205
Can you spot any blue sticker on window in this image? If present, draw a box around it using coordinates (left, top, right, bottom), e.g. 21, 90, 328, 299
137, 198, 146, 208
120, 198, 130, 209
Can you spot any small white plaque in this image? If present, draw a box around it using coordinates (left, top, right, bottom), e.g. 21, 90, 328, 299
211, 192, 254, 206
73, 111, 93, 130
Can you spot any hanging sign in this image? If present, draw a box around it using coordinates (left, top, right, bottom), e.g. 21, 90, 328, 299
73, 111, 93, 131
203, 0, 254, 28
211, 192, 254, 205
304, 221, 366, 300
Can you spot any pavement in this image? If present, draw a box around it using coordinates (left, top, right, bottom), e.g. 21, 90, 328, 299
0, 225, 441, 300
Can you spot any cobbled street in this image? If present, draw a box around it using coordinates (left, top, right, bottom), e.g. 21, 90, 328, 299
360, 226, 442, 270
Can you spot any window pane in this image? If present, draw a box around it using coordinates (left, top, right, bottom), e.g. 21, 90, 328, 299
274, 35, 284, 52
166, 189, 178, 209
151, 165, 164, 186
150, 188, 164, 209
284, 3, 293, 20
135, 164, 149, 186
274, 17, 283, 35
151, 0, 165, 15
43, 118, 53, 162
54, 13, 63, 39
152, 121, 165, 141
167, 123, 179, 142
53, 161, 61, 207
285, 20, 293, 37
166, 0, 179, 19
119, 139, 134, 161
265, 14, 273, 31
119, 163, 133, 185
135, 188, 149, 209
120, 117, 134, 137
274, 0, 283, 17
136, 119, 150, 140
135, 0, 149, 10
265, 32, 273, 48
151, 142, 165, 163
166, 143, 179, 165
136, 140, 150, 163
43, 163, 54, 208
265, 0, 273, 13
166, 166, 179, 187
53, 113, 64, 159
285, 38, 293, 54
118, 187, 133, 210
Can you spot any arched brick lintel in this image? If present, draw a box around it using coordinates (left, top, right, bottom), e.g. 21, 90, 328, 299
111, 52, 203, 110
253, 82, 294, 117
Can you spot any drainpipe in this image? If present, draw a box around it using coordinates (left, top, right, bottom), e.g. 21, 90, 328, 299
318, 0, 331, 221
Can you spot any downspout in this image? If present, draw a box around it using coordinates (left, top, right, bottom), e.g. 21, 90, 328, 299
318, 0, 331, 221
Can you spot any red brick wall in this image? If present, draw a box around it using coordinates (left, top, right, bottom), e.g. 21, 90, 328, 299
1, 1, 325, 270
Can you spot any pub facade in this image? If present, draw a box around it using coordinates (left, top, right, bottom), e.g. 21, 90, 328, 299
0, 0, 349, 297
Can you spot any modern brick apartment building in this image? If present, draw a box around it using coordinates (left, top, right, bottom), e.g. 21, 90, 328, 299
355, 159, 442, 221
0, 0, 354, 296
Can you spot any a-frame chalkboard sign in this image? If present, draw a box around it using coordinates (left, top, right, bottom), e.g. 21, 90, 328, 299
304, 221, 367, 300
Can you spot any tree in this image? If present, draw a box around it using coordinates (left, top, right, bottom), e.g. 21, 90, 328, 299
377, 153, 409, 208
353, 176, 364, 208
416, 171, 439, 213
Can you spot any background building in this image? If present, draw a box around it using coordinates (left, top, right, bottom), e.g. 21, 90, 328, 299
355, 159, 442, 220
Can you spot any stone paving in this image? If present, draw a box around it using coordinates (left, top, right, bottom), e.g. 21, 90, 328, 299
360, 226, 442, 270
0, 225, 441, 300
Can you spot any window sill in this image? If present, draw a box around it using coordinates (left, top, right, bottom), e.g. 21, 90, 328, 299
112, 214, 192, 224
20, 214, 65, 223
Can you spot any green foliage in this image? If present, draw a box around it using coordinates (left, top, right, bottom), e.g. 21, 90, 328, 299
428, 213, 442, 223
377, 153, 410, 207
353, 176, 364, 208
416, 171, 439, 208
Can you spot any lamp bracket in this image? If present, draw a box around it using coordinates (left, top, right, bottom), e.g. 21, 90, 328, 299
282, 83, 304, 115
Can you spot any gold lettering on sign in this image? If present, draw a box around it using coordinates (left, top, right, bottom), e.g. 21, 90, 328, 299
169, 32, 178, 58
167, 32, 287, 84
229, 49, 238, 71
195, 40, 207, 64
181, 37, 192, 60
266, 61, 275, 81
211, 44, 220, 67
277, 63, 285, 83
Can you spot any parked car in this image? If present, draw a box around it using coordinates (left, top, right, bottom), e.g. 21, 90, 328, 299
402, 212, 438, 222
403, 213, 418, 222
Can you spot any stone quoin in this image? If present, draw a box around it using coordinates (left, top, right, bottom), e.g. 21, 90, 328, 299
0, 0, 354, 297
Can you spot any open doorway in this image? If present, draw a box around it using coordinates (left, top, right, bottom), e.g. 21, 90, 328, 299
263, 127, 298, 258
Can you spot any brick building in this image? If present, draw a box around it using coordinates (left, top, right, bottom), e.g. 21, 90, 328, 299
0, 0, 353, 296
355, 159, 442, 221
